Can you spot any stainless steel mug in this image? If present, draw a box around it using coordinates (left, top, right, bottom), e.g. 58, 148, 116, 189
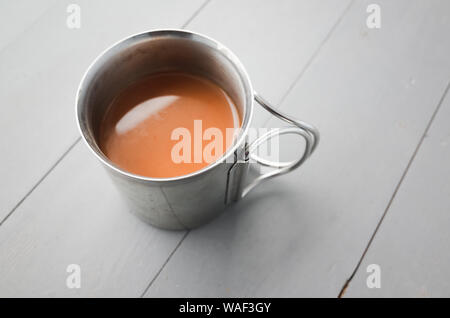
76, 29, 319, 230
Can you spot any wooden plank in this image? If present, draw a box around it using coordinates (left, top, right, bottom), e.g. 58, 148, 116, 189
0, 0, 352, 296
145, 0, 450, 297
0, 0, 205, 221
187, 0, 353, 127
0, 0, 57, 50
344, 86, 450, 297
0, 143, 185, 297
0, 0, 206, 297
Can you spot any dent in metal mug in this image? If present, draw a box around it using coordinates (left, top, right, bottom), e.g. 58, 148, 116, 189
76, 29, 319, 230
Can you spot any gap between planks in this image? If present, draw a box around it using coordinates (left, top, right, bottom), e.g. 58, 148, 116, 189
0, 0, 212, 228
138, 0, 356, 297
1, 0, 356, 297
338, 79, 450, 298
260, 0, 355, 128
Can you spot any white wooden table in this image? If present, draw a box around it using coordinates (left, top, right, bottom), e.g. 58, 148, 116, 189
1, 0, 450, 297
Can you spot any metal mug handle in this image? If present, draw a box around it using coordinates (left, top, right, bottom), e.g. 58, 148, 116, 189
239, 92, 320, 198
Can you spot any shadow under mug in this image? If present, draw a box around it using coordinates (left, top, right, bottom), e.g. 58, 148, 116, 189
76, 29, 319, 230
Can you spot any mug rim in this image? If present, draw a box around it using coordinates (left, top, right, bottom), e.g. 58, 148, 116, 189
76, 29, 254, 183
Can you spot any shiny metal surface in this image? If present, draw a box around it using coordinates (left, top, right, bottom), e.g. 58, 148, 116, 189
240, 93, 319, 198
76, 29, 319, 230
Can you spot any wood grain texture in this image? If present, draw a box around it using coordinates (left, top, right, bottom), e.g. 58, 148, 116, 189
0, 0, 352, 297
344, 86, 450, 297
145, 0, 450, 297
0, 0, 205, 297
187, 0, 353, 127
0, 0, 205, 221
0, 142, 186, 297
1, 0, 450, 298
0, 0, 56, 50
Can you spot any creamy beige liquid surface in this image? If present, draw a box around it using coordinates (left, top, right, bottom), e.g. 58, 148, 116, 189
99, 72, 240, 178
